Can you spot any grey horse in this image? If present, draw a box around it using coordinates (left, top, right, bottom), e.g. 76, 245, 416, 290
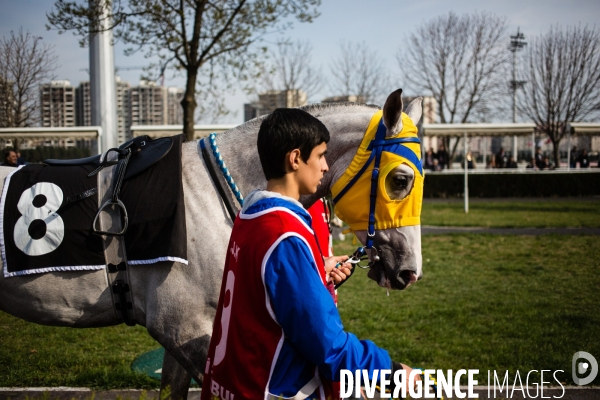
0, 89, 423, 398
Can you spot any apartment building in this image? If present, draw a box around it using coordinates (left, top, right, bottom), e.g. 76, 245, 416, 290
77, 78, 171, 143
39, 78, 185, 146
244, 89, 307, 122
166, 86, 184, 125
75, 81, 91, 127
129, 81, 168, 126
40, 80, 76, 127
115, 77, 131, 143
244, 102, 269, 122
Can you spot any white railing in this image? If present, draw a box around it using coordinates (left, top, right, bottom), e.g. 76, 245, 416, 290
0, 126, 102, 139
0, 124, 239, 154
0, 127, 102, 154
426, 168, 600, 175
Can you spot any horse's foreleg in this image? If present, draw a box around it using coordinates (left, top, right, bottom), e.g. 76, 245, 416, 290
139, 262, 215, 398
161, 349, 192, 400
153, 334, 211, 399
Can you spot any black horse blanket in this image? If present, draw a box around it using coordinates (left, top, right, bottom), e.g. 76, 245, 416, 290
1, 135, 187, 277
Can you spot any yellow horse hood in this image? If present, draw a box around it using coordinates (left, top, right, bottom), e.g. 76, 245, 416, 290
331, 110, 424, 232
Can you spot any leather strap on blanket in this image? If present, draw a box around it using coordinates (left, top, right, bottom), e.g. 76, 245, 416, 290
93, 148, 131, 236
97, 151, 136, 326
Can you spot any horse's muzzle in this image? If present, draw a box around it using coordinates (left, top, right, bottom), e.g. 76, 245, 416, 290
354, 225, 422, 290
367, 260, 419, 290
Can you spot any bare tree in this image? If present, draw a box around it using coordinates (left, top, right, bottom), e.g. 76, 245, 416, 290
258, 39, 323, 101
0, 28, 57, 130
518, 25, 600, 166
0, 77, 12, 128
329, 40, 391, 104
398, 12, 509, 164
47, 0, 321, 140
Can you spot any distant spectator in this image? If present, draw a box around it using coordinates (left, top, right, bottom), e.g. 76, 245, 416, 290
424, 148, 437, 171
16, 151, 25, 166
436, 144, 449, 169
1, 150, 18, 167
432, 158, 442, 171
507, 156, 518, 169
577, 149, 589, 168
534, 147, 545, 170
495, 148, 508, 168
526, 157, 537, 170
570, 146, 578, 168
466, 151, 476, 169
542, 156, 554, 170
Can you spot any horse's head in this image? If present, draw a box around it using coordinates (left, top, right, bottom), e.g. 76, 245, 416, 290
330, 89, 424, 290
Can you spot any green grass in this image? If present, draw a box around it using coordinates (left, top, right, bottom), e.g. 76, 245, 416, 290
336, 234, 600, 385
0, 320, 158, 388
422, 199, 600, 228
0, 233, 598, 388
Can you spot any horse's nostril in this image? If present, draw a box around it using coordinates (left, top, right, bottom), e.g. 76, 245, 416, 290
399, 270, 416, 285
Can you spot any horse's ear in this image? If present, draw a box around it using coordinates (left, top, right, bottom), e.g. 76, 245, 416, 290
405, 97, 423, 126
383, 88, 403, 137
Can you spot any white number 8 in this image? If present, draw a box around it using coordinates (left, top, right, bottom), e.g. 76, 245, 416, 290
14, 182, 65, 256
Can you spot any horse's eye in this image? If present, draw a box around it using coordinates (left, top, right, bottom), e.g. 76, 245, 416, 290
393, 176, 407, 188
384, 165, 415, 201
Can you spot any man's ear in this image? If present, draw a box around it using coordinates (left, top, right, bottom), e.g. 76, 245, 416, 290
287, 149, 301, 172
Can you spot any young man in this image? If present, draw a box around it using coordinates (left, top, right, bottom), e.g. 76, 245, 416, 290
201, 108, 416, 399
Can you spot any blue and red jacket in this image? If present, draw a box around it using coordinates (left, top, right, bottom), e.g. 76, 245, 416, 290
201, 192, 391, 399
307, 199, 332, 258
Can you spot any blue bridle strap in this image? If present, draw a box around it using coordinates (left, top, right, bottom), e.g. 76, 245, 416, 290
332, 118, 422, 249
332, 151, 376, 204
367, 137, 421, 149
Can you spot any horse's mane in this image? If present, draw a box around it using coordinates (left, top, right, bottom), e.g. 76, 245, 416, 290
225, 102, 381, 136
298, 102, 381, 116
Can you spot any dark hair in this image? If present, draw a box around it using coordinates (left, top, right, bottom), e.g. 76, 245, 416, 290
4, 150, 15, 160
257, 108, 330, 180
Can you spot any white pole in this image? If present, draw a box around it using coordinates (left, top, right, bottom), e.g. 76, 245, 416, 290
464, 131, 469, 214
483, 137, 487, 168
89, 0, 118, 154
512, 45, 518, 163
567, 125, 571, 171
532, 131, 535, 163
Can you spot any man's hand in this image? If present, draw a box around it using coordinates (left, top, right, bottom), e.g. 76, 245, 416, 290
389, 362, 422, 395
324, 255, 353, 285
400, 363, 422, 389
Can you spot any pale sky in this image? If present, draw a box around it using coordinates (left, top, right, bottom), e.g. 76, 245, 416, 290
1, 0, 599, 124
